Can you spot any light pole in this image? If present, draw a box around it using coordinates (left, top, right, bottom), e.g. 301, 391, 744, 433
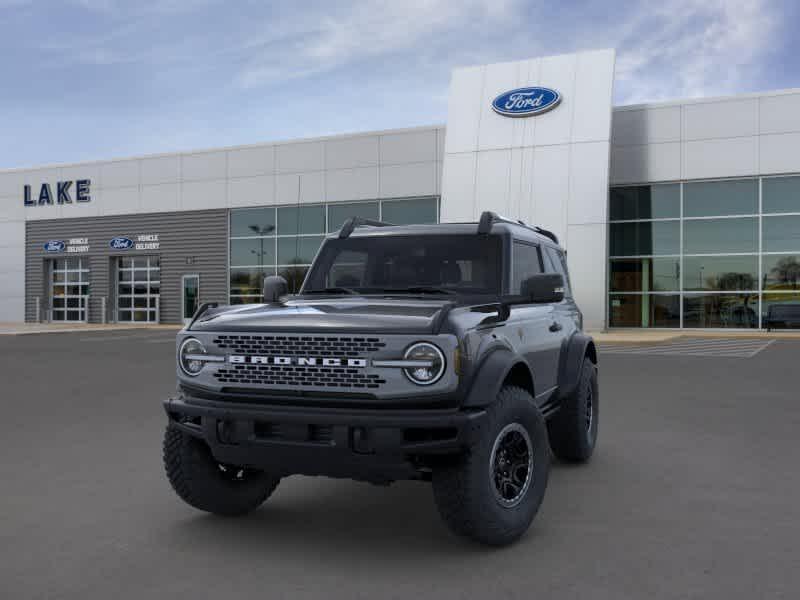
248, 224, 274, 268
248, 224, 274, 299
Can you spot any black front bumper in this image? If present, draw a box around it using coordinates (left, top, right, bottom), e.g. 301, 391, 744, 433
164, 395, 485, 482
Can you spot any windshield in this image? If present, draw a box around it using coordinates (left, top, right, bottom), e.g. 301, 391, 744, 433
302, 234, 503, 295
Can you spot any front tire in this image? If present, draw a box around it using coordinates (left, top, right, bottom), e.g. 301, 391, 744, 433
432, 386, 550, 546
548, 357, 598, 462
163, 426, 280, 516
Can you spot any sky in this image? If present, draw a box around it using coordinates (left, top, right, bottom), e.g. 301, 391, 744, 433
1, 0, 798, 169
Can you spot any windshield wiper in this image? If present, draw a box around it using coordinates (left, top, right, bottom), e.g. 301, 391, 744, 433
381, 286, 456, 295
303, 287, 359, 295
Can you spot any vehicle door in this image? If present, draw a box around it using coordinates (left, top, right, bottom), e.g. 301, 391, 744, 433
542, 245, 581, 338
505, 240, 560, 401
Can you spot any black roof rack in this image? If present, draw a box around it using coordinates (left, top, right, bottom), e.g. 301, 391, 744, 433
338, 216, 395, 239
477, 211, 559, 245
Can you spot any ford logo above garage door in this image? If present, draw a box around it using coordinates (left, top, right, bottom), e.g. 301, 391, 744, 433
110, 237, 134, 250
43, 240, 65, 253
491, 87, 561, 117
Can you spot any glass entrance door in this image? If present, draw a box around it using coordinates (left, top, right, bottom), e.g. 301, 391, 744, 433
182, 274, 200, 323
51, 258, 90, 322
117, 256, 160, 323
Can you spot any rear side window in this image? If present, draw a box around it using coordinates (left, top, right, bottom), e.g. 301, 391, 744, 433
511, 241, 543, 294
544, 246, 572, 298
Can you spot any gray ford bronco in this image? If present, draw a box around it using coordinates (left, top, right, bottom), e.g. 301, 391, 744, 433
163, 211, 598, 545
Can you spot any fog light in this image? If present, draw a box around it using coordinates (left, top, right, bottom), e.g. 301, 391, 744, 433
403, 342, 445, 385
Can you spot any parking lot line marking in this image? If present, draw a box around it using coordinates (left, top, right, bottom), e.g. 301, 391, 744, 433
79, 334, 176, 343
598, 337, 775, 358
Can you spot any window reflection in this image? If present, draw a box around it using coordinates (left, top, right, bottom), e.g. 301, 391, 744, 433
609, 294, 680, 328
762, 254, 800, 290
609, 184, 680, 220
762, 215, 800, 253
609, 258, 679, 292
683, 218, 757, 254
762, 176, 800, 214
683, 294, 758, 328
327, 202, 379, 232
610, 221, 680, 256
762, 292, 800, 329
230, 207, 276, 237
278, 265, 310, 293
683, 179, 758, 217
682, 256, 757, 291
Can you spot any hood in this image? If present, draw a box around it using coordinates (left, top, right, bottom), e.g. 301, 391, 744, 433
188, 297, 453, 334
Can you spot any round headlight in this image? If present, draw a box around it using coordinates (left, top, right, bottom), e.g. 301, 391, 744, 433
403, 342, 445, 385
179, 337, 207, 376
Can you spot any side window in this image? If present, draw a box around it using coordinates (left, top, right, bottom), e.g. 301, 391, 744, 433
511, 241, 543, 294
545, 247, 572, 298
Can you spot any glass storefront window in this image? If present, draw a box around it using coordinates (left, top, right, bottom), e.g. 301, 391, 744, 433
327, 202, 379, 232
683, 294, 758, 328
609, 184, 680, 220
278, 265, 310, 293
230, 268, 271, 295
610, 221, 680, 256
763, 215, 800, 253
230, 197, 439, 304
277, 205, 325, 235
230, 207, 276, 237
762, 176, 800, 214
608, 294, 680, 328
762, 292, 800, 329
683, 179, 758, 217
277, 236, 325, 265
762, 254, 800, 290
608, 177, 800, 328
230, 238, 276, 267
682, 255, 758, 291
382, 197, 438, 224
609, 258, 680, 292
683, 218, 757, 254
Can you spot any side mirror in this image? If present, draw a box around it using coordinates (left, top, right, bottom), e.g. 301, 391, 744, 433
521, 273, 565, 304
263, 275, 288, 304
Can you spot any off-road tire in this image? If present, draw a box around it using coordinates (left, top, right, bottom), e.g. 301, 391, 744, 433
163, 425, 280, 516
432, 386, 550, 546
548, 357, 598, 462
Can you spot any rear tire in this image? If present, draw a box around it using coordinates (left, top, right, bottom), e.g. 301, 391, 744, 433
432, 386, 550, 546
547, 357, 598, 462
163, 426, 280, 516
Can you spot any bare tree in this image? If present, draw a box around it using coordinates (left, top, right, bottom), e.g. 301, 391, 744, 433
768, 256, 800, 290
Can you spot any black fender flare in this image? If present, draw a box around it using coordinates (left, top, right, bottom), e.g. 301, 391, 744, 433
556, 332, 597, 401
462, 347, 533, 408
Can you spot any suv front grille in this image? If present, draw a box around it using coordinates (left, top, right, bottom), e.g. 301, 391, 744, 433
213, 363, 387, 389
212, 335, 386, 357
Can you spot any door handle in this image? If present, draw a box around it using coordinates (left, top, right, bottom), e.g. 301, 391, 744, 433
549, 321, 563, 332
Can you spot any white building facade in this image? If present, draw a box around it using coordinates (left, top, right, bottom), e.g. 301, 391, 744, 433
1, 48, 799, 330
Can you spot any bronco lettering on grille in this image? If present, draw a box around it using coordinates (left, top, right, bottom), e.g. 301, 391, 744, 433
228, 355, 368, 367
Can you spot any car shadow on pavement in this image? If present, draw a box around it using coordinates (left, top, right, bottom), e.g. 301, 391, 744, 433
160, 477, 542, 561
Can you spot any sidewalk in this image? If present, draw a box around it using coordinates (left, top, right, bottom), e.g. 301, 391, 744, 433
589, 329, 800, 343
0, 322, 182, 335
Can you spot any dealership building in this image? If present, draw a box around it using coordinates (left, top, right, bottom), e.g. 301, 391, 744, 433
1, 48, 799, 330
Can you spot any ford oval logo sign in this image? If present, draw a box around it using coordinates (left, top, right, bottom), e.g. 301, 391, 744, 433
110, 236, 134, 250
491, 87, 561, 117
44, 240, 65, 253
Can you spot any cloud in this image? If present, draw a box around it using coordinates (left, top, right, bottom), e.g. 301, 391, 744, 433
235, 0, 523, 89
614, 0, 780, 104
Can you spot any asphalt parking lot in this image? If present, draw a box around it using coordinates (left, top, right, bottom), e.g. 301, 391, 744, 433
2, 331, 799, 599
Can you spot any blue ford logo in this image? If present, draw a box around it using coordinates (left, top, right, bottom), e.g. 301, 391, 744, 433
110, 236, 134, 250
491, 87, 561, 117
43, 240, 65, 253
